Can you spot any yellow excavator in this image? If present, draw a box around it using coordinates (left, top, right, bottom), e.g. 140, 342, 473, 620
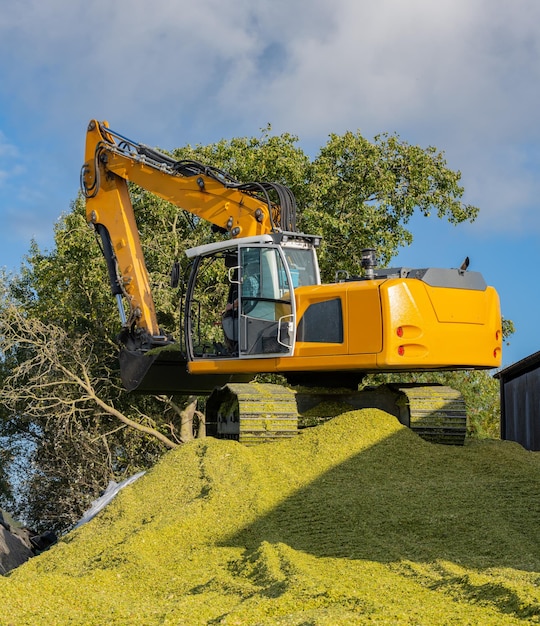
81, 120, 502, 445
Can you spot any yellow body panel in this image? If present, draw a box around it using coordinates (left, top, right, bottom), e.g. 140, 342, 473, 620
188, 277, 502, 376
378, 279, 501, 368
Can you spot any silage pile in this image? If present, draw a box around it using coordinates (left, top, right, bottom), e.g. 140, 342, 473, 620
0, 408, 539, 625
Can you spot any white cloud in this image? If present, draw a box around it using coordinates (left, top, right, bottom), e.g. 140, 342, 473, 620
2, 0, 538, 140
233, 0, 540, 140
0, 0, 539, 232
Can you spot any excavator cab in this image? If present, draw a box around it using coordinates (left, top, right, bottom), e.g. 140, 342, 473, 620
184, 233, 320, 361
118, 233, 321, 394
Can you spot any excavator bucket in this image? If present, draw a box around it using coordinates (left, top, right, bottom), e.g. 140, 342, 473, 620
118, 346, 252, 395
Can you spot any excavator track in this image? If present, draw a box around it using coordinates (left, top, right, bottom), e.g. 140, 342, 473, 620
207, 382, 467, 446
205, 383, 298, 445
393, 384, 467, 446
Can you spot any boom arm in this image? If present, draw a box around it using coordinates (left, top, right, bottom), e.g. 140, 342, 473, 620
81, 119, 297, 342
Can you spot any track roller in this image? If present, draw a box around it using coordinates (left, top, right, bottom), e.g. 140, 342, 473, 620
294, 384, 467, 445
206, 383, 298, 445
392, 384, 467, 445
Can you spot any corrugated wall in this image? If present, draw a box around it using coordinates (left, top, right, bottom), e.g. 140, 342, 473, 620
501, 370, 540, 451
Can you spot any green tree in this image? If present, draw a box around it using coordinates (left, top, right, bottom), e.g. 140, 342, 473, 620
0, 127, 484, 531
303, 131, 478, 279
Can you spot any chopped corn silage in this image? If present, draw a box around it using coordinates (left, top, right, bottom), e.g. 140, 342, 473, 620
0, 408, 538, 625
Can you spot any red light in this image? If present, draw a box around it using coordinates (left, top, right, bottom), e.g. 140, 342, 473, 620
398, 346, 405, 356
396, 326, 404, 338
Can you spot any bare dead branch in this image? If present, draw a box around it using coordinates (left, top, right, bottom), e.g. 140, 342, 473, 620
0, 305, 179, 450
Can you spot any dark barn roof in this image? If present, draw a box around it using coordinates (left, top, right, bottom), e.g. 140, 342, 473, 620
494, 350, 540, 381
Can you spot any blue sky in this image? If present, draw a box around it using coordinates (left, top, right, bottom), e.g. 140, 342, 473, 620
0, 0, 539, 369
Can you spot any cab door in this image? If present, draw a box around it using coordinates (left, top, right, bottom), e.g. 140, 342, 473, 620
238, 245, 296, 358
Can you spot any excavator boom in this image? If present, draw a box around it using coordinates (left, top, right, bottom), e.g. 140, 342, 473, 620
82, 119, 296, 340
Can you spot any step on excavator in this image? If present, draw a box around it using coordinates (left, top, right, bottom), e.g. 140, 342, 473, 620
81, 120, 502, 446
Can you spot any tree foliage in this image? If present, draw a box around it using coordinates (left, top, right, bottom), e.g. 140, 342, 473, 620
0, 127, 492, 531
302, 131, 478, 278
0, 201, 204, 531
170, 128, 478, 281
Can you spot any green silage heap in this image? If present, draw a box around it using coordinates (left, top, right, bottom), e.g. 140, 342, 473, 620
0, 409, 539, 625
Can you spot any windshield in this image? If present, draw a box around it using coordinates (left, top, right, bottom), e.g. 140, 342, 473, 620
282, 246, 320, 287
